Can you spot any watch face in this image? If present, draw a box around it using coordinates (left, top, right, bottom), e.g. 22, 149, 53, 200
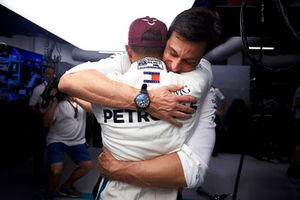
135, 93, 150, 109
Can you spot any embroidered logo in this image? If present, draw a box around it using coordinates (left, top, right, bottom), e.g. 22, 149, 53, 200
137, 58, 164, 70
142, 17, 158, 26
143, 71, 160, 83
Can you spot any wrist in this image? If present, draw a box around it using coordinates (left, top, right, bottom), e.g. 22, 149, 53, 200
109, 160, 132, 181
119, 83, 138, 110
147, 90, 155, 111
112, 161, 150, 186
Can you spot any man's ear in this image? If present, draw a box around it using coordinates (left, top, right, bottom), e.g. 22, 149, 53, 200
125, 45, 133, 59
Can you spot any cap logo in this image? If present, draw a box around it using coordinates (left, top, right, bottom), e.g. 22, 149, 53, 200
128, 16, 167, 48
142, 18, 157, 26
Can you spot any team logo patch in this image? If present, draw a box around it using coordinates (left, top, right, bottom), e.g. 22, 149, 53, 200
137, 58, 164, 70
143, 71, 160, 83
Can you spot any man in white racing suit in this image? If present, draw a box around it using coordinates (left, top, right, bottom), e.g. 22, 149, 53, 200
93, 56, 211, 199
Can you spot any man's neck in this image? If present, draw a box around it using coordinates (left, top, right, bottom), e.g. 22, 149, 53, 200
131, 53, 162, 63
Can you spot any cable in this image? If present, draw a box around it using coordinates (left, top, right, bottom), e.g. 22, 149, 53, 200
275, 0, 300, 41
240, 0, 300, 72
240, 0, 263, 69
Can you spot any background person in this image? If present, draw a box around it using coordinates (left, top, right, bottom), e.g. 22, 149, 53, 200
210, 86, 227, 157
28, 66, 55, 185
42, 89, 94, 200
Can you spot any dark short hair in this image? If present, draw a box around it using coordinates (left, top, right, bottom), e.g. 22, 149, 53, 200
168, 7, 223, 54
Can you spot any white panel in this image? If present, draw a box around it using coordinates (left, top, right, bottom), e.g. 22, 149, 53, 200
1, 0, 194, 51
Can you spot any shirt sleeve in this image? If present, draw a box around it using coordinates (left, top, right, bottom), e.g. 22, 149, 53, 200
28, 86, 40, 106
215, 88, 225, 100
178, 92, 216, 187
177, 59, 216, 188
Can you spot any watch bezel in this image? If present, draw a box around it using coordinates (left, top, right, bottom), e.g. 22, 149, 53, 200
134, 84, 150, 111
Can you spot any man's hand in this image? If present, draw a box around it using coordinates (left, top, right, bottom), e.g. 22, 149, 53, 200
50, 88, 58, 97
98, 148, 122, 179
148, 85, 197, 127
98, 148, 187, 187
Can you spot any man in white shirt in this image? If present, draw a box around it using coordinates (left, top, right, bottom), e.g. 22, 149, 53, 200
43, 94, 94, 200
29, 66, 56, 113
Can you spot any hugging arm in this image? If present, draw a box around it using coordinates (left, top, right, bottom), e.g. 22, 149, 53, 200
58, 69, 196, 127
99, 148, 185, 188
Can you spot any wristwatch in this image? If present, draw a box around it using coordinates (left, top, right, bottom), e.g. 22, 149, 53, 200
134, 83, 150, 111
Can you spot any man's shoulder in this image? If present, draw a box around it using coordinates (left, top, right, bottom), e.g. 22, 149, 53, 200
175, 58, 211, 78
199, 58, 211, 70
104, 52, 131, 73
33, 82, 46, 91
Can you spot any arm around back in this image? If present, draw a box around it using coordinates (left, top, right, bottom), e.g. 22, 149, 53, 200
98, 148, 186, 188
58, 69, 197, 127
